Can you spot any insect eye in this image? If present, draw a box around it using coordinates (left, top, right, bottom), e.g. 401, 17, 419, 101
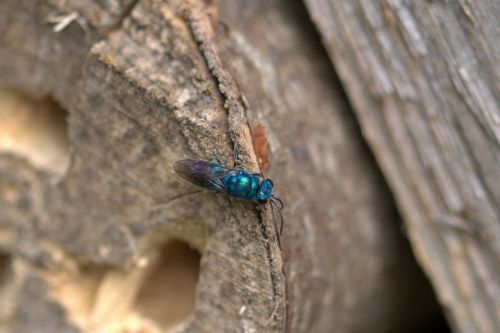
258, 198, 268, 204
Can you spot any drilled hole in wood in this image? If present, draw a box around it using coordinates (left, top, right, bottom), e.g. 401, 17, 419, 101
49, 239, 200, 332
0, 88, 70, 175
134, 239, 201, 329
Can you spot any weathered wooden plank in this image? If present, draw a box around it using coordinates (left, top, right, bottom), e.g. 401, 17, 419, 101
1, 0, 445, 332
304, 0, 500, 332
1, 0, 284, 331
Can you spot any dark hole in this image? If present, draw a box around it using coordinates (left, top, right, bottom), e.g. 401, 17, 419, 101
407, 307, 452, 333
134, 239, 201, 329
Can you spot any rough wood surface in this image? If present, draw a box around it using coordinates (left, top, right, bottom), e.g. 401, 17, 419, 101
304, 0, 500, 332
1, 0, 444, 332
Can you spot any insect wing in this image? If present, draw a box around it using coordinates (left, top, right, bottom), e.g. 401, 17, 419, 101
173, 159, 232, 192
174, 159, 217, 188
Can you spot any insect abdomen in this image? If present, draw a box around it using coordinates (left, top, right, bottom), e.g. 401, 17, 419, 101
224, 172, 260, 200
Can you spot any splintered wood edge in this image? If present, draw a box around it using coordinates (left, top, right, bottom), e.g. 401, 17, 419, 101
180, 0, 286, 302
178, 0, 286, 329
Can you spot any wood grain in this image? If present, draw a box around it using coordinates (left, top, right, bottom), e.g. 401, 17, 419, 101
0, 0, 445, 332
304, 0, 500, 332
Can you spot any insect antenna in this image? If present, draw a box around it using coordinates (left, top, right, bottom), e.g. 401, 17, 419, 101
270, 195, 284, 238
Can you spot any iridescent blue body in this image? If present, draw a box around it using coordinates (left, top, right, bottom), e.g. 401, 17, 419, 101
173, 159, 274, 203
173, 159, 284, 236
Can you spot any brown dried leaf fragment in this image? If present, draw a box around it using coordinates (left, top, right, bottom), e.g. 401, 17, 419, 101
252, 123, 269, 171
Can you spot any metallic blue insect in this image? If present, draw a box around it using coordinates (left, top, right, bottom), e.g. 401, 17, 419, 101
173, 159, 284, 235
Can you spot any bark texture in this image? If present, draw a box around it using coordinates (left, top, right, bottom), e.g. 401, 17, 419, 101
1, 0, 444, 332
304, 0, 500, 332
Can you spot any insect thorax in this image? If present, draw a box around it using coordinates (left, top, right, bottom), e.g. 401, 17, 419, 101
223, 171, 260, 200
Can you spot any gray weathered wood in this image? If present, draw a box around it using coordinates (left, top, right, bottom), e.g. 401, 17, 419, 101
1, 0, 444, 332
304, 0, 500, 332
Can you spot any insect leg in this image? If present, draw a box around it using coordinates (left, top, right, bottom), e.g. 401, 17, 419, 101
270, 195, 285, 238
212, 151, 223, 164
